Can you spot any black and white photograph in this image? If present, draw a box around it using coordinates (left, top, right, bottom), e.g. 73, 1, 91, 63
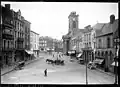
0, 2, 119, 85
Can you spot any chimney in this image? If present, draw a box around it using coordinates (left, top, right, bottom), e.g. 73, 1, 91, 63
5, 4, 10, 9
110, 14, 115, 24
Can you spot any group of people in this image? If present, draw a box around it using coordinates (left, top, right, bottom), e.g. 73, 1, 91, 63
44, 52, 64, 77
52, 52, 63, 59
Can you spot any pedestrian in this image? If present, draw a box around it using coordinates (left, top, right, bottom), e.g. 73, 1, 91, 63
59, 54, 61, 58
53, 54, 54, 57
44, 69, 47, 77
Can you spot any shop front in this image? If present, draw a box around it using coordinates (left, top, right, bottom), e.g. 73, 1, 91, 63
25, 50, 34, 61
15, 50, 25, 62
68, 50, 76, 58
82, 47, 93, 64
93, 58, 105, 70
2, 50, 14, 67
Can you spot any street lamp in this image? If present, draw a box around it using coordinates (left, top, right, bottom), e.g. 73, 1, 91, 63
85, 51, 88, 85
114, 38, 119, 84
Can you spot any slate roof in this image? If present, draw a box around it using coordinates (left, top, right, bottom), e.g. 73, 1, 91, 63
92, 23, 105, 30
112, 19, 119, 38
95, 19, 118, 37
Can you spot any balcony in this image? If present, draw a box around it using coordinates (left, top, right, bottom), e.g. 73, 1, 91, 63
17, 46, 25, 50
2, 46, 14, 51
2, 21, 14, 28
2, 34, 14, 40
17, 37, 24, 42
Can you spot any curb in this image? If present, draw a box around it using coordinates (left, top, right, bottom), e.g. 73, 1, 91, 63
1, 57, 43, 76
80, 63, 115, 77
95, 68, 115, 77
1, 67, 16, 76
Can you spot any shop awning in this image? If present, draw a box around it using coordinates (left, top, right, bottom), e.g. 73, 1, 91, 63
77, 53, 82, 58
72, 46, 76, 50
93, 59, 104, 64
25, 50, 34, 54
78, 58, 84, 61
68, 50, 76, 54
111, 62, 118, 67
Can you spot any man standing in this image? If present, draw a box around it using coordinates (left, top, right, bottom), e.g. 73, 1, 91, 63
44, 69, 47, 77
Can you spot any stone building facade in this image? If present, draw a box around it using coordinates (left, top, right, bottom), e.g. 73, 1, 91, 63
13, 9, 25, 62
1, 4, 14, 67
62, 11, 84, 54
1, 4, 31, 68
30, 30, 39, 57
24, 20, 31, 50
95, 15, 118, 72
39, 36, 54, 52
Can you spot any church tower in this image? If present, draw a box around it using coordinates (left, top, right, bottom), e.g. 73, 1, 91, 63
68, 11, 79, 36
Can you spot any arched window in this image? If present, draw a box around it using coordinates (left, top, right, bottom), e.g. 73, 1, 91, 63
95, 51, 97, 56
73, 21, 76, 28
110, 51, 113, 61
105, 51, 108, 57
107, 37, 110, 48
101, 51, 104, 56
99, 39, 101, 48
98, 51, 100, 56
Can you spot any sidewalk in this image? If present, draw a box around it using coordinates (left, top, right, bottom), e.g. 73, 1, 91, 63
95, 67, 115, 77
1, 57, 43, 76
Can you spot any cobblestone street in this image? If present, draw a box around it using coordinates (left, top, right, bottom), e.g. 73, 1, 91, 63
1, 53, 115, 84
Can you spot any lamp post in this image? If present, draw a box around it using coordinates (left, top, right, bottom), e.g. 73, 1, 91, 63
114, 38, 119, 84
85, 51, 88, 85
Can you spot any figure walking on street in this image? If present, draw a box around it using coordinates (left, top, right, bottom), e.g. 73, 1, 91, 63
44, 69, 47, 77
53, 54, 54, 57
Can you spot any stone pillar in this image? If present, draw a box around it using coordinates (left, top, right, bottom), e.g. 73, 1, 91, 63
105, 52, 109, 72
12, 50, 15, 64
108, 53, 111, 71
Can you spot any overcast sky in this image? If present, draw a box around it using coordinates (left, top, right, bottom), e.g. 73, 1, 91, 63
1, 2, 118, 40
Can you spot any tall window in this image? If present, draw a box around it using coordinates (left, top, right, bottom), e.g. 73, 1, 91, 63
98, 39, 101, 48
94, 42, 95, 48
69, 22, 70, 29
89, 42, 91, 47
3, 39, 5, 49
5, 40, 8, 49
73, 21, 76, 28
89, 33, 91, 41
107, 37, 110, 48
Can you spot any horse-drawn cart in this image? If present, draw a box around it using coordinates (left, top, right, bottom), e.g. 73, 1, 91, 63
46, 59, 64, 65
14, 61, 25, 70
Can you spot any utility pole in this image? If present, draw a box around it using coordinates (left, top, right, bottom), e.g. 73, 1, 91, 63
85, 51, 88, 85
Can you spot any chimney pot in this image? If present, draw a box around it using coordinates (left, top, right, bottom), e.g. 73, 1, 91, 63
110, 14, 115, 24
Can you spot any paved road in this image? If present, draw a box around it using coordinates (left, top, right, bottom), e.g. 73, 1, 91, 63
1, 54, 115, 84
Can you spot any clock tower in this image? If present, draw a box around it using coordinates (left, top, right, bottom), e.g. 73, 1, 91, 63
68, 11, 79, 36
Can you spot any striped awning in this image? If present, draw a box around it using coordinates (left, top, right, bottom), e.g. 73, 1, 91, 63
77, 53, 82, 58
93, 59, 104, 64
72, 46, 76, 50
25, 50, 34, 54
111, 62, 118, 67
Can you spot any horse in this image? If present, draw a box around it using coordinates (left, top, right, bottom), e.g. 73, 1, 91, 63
60, 60, 64, 65
46, 59, 52, 63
